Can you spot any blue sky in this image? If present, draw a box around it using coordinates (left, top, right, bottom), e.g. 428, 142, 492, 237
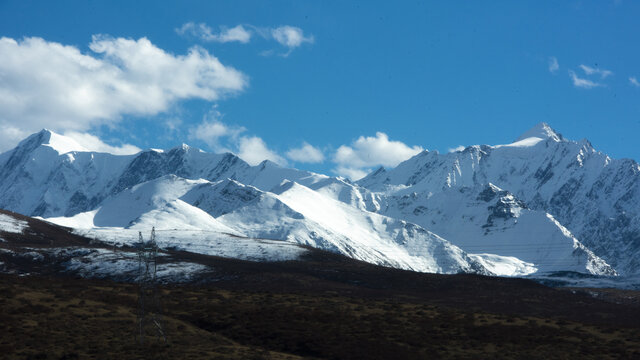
1, 1, 639, 178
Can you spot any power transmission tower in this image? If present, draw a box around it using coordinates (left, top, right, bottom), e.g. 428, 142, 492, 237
136, 227, 166, 344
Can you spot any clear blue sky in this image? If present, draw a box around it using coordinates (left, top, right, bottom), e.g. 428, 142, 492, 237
1, 1, 639, 178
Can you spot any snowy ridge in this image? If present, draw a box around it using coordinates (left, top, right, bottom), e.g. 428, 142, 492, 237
370, 183, 615, 275
0, 125, 632, 277
53, 175, 489, 274
357, 123, 640, 275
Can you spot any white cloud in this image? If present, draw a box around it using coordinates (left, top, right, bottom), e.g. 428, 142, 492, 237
188, 118, 246, 152
630, 77, 640, 87
448, 145, 466, 153
187, 116, 287, 166
177, 22, 314, 57
265, 26, 314, 57
176, 23, 251, 43
0, 35, 248, 150
63, 131, 141, 155
579, 64, 613, 79
333, 132, 423, 179
271, 26, 314, 49
568, 70, 602, 89
0, 125, 30, 152
334, 166, 369, 181
548, 57, 559, 73
238, 136, 287, 166
286, 142, 324, 163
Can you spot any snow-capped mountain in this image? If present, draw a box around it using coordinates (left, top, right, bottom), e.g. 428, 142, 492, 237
0, 129, 326, 218
373, 183, 614, 275
0, 125, 631, 276
49, 175, 488, 274
358, 123, 640, 275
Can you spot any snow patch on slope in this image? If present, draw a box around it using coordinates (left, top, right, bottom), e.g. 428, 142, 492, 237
469, 253, 537, 276
0, 213, 27, 234
72, 228, 308, 262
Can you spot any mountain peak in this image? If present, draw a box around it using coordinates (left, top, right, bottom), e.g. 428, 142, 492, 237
15, 129, 88, 155
515, 123, 563, 142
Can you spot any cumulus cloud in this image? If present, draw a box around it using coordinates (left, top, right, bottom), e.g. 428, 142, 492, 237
0, 35, 248, 151
238, 136, 287, 166
548, 57, 559, 73
286, 142, 324, 163
579, 64, 613, 79
188, 111, 246, 152
333, 132, 423, 180
176, 23, 251, 43
187, 116, 287, 166
568, 70, 603, 89
630, 77, 640, 87
63, 132, 141, 155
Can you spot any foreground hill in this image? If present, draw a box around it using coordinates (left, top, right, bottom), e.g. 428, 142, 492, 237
0, 210, 639, 359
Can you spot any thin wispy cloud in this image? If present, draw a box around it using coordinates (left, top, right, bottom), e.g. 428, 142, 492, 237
269, 26, 314, 56
548, 57, 559, 73
579, 64, 613, 79
630, 77, 640, 87
176, 23, 251, 43
176, 22, 314, 57
568, 70, 603, 89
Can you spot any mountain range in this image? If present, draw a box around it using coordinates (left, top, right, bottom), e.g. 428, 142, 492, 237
1, 123, 637, 276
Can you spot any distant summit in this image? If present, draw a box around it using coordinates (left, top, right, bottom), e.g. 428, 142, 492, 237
515, 122, 563, 142
16, 129, 89, 154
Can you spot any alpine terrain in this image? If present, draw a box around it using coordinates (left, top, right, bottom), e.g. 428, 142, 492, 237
1, 123, 638, 278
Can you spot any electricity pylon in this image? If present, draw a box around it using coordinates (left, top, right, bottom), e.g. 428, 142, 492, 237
136, 227, 166, 344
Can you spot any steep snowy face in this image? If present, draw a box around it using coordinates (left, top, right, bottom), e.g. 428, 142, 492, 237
357, 123, 640, 274
110, 147, 251, 195
376, 183, 615, 275
240, 160, 328, 192
269, 181, 489, 274
513, 122, 564, 143
305, 177, 382, 212
0, 130, 136, 217
50, 175, 240, 234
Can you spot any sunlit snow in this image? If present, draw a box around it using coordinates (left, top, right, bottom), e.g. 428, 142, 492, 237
0, 213, 27, 234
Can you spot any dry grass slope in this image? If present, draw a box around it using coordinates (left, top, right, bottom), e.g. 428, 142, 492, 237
0, 274, 639, 360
